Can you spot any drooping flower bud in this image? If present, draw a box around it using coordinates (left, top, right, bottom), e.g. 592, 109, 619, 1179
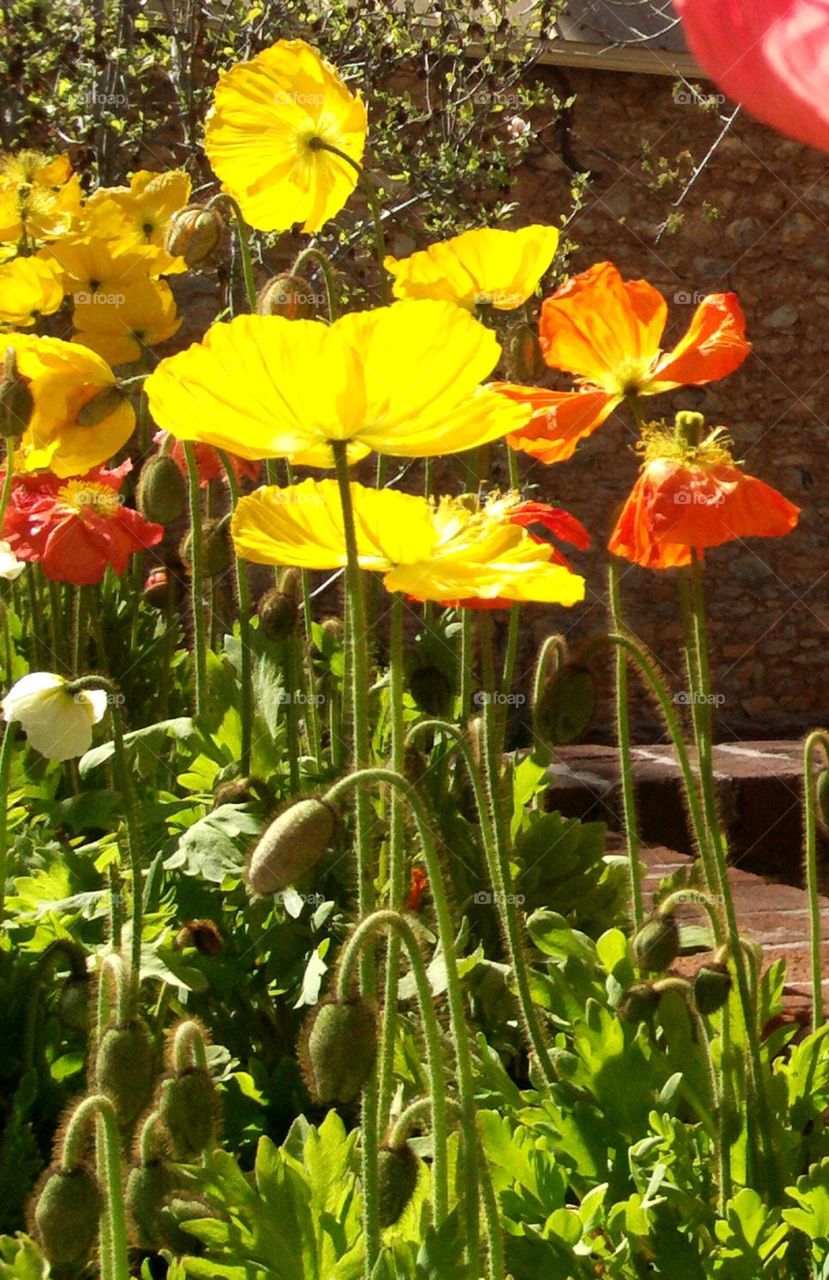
533, 663, 597, 746
212, 777, 255, 807
693, 961, 732, 1015
632, 914, 681, 973
246, 797, 338, 896
32, 1165, 101, 1266
57, 974, 91, 1033
618, 980, 661, 1024
95, 1019, 156, 1126
409, 665, 453, 718
506, 322, 546, 382
126, 1159, 175, 1251
143, 566, 176, 610
165, 204, 225, 266
257, 586, 299, 641
300, 995, 378, 1104
378, 1142, 420, 1227
158, 1067, 219, 1160
137, 454, 187, 524
76, 385, 128, 427
174, 918, 223, 955
0, 347, 33, 438
256, 273, 318, 319
179, 517, 232, 577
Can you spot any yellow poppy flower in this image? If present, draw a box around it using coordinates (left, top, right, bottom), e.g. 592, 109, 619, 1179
87, 169, 192, 247
72, 278, 181, 365
232, 479, 586, 607
385, 225, 560, 311
204, 38, 367, 233
0, 151, 83, 245
145, 300, 531, 466
0, 256, 65, 327
40, 233, 170, 300
4, 334, 135, 478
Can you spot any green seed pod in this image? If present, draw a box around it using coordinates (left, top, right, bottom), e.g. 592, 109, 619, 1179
409, 665, 453, 718
632, 915, 681, 973
257, 586, 299, 640
33, 1165, 101, 1266
95, 1019, 155, 1126
378, 1142, 419, 1228
76, 384, 127, 427
57, 974, 91, 1033
246, 797, 338, 896
618, 981, 661, 1024
693, 961, 732, 1015
301, 996, 378, 1105
137, 454, 187, 524
179, 518, 232, 577
165, 205, 225, 266
534, 663, 597, 747
126, 1159, 174, 1250
158, 1068, 218, 1160
0, 348, 33, 438
506, 323, 546, 382
256, 273, 317, 319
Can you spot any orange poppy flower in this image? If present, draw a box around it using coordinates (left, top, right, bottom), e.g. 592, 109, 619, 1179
608, 416, 800, 570
497, 261, 751, 465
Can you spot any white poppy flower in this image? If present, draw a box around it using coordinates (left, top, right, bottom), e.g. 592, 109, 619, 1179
1, 673, 108, 761
0, 540, 24, 581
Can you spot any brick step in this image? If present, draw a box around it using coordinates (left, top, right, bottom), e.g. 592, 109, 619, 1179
628, 838, 829, 1023
547, 741, 826, 887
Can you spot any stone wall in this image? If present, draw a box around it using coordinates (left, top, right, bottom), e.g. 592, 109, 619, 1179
500, 63, 829, 742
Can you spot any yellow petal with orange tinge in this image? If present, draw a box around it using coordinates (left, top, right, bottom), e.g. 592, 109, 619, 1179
385, 225, 560, 311
232, 479, 585, 608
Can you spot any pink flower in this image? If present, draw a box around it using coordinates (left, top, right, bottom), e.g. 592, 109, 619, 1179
675, 0, 829, 152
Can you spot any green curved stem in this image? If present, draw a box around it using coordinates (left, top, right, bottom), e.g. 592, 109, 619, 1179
217, 451, 253, 776
478, 616, 556, 1087
609, 560, 644, 933
803, 731, 829, 1029
183, 443, 208, 715
60, 1094, 129, 1280
0, 439, 15, 527
0, 723, 15, 925
531, 635, 567, 716
336, 909, 449, 1223
171, 1018, 210, 1074
290, 246, 339, 320
308, 140, 390, 304
378, 594, 406, 1125
210, 193, 257, 311
325, 768, 481, 1274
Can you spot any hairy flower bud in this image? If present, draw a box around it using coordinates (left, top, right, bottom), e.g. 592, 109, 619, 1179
409, 665, 453, 718
618, 981, 661, 1024
158, 1068, 219, 1160
174, 918, 223, 955
0, 347, 33, 438
165, 204, 225, 266
33, 1165, 101, 1266
257, 586, 299, 641
378, 1142, 419, 1227
57, 974, 91, 1033
95, 1019, 156, 1126
693, 961, 732, 1015
76, 385, 128, 427
300, 996, 378, 1104
126, 1160, 174, 1251
533, 663, 597, 747
179, 517, 232, 577
137, 454, 187, 524
632, 914, 681, 973
256, 273, 317, 319
246, 797, 338, 896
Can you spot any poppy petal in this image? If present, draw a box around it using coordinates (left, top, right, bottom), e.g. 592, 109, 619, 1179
648, 294, 751, 392
497, 384, 618, 464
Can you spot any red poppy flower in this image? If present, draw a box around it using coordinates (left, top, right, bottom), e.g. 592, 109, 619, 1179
496, 262, 750, 464
676, 0, 829, 153
154, 430, 262, 488
406, 867, 428, 913
2, 460, 163, 585
608, 418, 800, 570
